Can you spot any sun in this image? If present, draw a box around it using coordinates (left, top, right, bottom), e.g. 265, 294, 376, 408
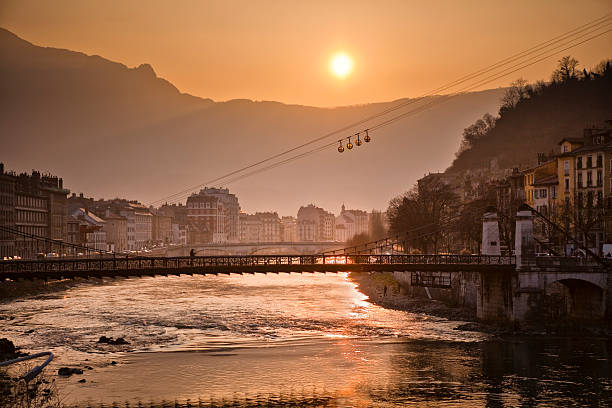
330, 52, 353, 79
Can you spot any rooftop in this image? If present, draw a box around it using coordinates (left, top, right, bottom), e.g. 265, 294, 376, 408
533, 175, 558, 186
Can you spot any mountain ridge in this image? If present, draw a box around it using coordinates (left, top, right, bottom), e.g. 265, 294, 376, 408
0, 27, 505, 215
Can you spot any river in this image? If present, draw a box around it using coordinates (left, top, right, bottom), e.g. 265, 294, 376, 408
1, 273, 610, 406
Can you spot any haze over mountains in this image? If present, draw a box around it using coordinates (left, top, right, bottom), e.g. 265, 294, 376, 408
0, 27, 505, 215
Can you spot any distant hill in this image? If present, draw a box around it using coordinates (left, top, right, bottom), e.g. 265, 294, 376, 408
448, 65, 612, 174
0, 27, 505, 215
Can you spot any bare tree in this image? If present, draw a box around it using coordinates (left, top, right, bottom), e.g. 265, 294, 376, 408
368, 210, 387, 241
452, 183, 497, 253
592, 58, 612, 77
456, 112, 497, 155
500, 78, 529, 113
551, 55, 580, 82
387, 176, 459, 253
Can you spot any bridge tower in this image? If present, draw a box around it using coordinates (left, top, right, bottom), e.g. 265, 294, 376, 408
478, 205, 537, 322
481, 208, 501, 256
514, 205, 536, 270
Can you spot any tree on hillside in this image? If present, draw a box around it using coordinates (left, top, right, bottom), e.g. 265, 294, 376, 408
551, 55, 580, 82
452, 183, 497, 253
387, 176, 459, 253
456, 112, 497, 155
500, 78, 529, 113
592, 59, 611, 76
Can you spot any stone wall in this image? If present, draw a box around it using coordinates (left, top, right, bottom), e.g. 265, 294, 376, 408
477, 270, 515, 321
392, 270, 480, 311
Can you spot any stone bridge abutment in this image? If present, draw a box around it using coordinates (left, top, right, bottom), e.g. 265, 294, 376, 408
477, 207, 610, 323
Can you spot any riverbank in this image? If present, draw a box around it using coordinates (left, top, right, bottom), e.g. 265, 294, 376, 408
1, 279, 74, 301
0, 277, 120, 302
348, 271, 612, 338
348, 271, 476, 320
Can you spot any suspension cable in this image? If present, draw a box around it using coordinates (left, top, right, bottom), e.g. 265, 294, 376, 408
146, 13, 612, 206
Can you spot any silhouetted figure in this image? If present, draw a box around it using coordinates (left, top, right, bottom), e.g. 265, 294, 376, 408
189, 248, 195, 266
383, 285, 388, 297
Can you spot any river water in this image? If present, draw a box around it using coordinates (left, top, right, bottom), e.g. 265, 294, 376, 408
1, 273, 610, 406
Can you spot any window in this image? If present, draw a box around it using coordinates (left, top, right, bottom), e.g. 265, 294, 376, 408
562, 144, 569, 153
587, 156, 593, 168
578, 157, 583, 169
551, 186, 557, 199
587, 171, 593, 187
578, 173, 583, 188
597, 170, 603, 186
597, 155, 603, 167
577, 192, 583, 208
587, 191, 593, 208
541, 188, 547, 198
564, 178, 570, 192
564, 160, 570, 176
597, 191, 603, 207
535, 189, 539, 199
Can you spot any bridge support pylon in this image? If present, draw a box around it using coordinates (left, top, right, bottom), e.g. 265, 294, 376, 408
515, 205, 536, 270
478, 206, 541, 322
481, 208, 501, 256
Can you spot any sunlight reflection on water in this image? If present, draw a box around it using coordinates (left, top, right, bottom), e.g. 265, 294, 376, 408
1, 273, 610, 406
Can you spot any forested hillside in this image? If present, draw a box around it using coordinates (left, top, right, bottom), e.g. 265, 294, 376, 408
448, 57, 612, 174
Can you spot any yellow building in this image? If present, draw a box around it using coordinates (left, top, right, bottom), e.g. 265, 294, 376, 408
523, 158, 557, 209
555, 138, 583, 210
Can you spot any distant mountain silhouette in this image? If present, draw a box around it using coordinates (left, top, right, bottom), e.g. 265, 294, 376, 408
0, 27, 505, 214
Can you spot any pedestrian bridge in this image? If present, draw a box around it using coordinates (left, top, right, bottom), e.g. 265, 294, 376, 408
0, 254, 514, 281
166, 241, 344, 256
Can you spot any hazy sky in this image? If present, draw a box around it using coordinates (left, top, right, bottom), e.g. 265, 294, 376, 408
1, 0, 611, 107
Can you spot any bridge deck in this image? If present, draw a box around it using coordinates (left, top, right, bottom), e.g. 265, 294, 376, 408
0, 254, 515, 281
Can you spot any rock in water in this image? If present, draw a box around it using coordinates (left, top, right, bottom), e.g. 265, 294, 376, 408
97, 336, 129, 345
0, 338, 16, 358
58, 367, 83, 376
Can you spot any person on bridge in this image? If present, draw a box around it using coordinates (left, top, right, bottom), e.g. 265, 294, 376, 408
189, 249, 195, 266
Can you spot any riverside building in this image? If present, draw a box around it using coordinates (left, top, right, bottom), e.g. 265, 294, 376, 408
0, 164, 70, 259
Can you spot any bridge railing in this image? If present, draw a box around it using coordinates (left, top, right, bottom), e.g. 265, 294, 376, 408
0, 254, 515, 276
534, 255, 612, 269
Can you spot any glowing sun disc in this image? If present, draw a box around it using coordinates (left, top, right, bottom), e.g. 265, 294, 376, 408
330, 53, 353, 79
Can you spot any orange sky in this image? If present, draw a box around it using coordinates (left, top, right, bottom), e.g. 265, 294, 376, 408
1, 0, 611, 107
